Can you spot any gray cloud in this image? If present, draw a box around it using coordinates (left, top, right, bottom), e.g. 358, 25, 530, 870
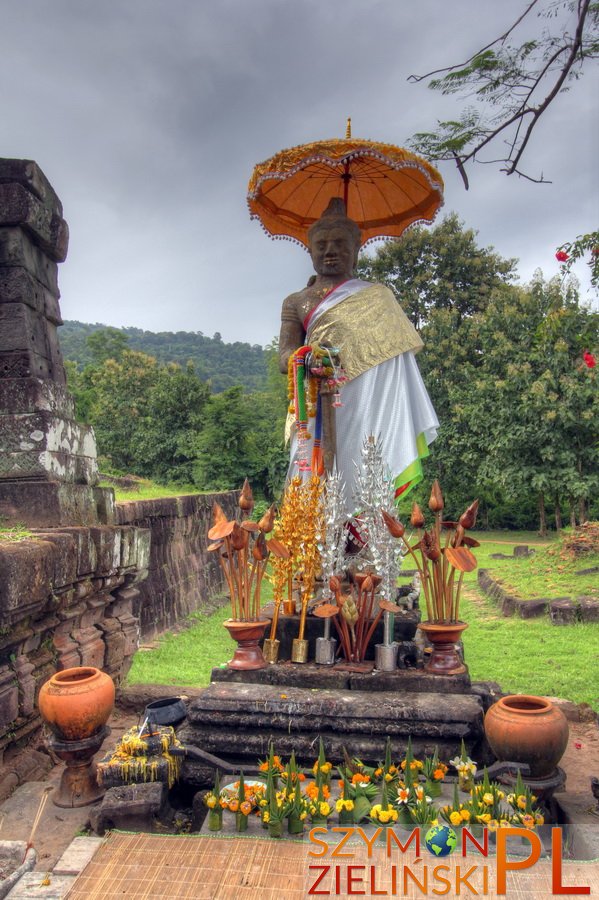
2, 0, 597, 344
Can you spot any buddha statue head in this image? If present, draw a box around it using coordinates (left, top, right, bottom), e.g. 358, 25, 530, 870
307, 197, 362, 279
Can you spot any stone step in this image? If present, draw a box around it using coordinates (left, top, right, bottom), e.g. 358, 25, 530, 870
179, 681, 490, 784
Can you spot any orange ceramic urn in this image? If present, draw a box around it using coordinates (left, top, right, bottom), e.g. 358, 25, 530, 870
484, 695, 569, 778
38, 666, 115, 741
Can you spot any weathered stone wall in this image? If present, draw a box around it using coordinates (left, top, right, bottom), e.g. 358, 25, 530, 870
116, 491, 237, 638
0, 523, 150, 769
0, 491, 235, 778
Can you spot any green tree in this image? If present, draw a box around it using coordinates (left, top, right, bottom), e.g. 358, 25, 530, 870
86, 327, 129, 364
84, 350, 209, 483
455, 276, 598, 533
358, 214, 516, 329
193, 386, 256, 492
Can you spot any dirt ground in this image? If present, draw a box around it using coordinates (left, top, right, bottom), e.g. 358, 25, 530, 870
1, 692, 597, 874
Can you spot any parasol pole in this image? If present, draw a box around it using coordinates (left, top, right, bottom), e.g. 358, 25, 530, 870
342, 117, 352, 209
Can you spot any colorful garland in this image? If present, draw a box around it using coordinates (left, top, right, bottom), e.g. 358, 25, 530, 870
287, 344, 347, 475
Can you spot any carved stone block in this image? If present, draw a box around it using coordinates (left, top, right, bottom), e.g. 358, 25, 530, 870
0, 666, 19, 728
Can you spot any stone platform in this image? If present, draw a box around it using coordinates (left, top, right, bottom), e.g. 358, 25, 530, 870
179, 675, 498, 787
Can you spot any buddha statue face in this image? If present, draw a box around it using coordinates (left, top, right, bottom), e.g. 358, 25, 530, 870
308, 223, 359, 279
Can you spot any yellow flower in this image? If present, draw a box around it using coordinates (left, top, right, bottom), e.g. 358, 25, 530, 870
477, 813, 491, 824
206, 796, 217, 809
521, 814, 535, 829
379, 810, 392, 824
517, 795, 527, 810
374, 768, 383, 778
460, 809, 471, 822
482, 793, 494, 806
450, 811, 462, 826
263, 811, 270, 823
384, 773, 393, 783
535, 813, 545, 826
319, 802, 331, 817
488, 820, 499, 832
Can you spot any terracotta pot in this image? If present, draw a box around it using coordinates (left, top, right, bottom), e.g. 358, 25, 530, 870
484, 695, 569, 777
38, 666, 115, 741
418, 621, 468, 675
223, 619, 269, 670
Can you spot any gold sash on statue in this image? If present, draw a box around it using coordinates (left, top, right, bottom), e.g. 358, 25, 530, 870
308, 284, 423, 382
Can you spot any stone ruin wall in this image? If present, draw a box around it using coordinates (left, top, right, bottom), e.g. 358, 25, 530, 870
0, 489, 236, 794
0, 158, 235, 792
115, 492, 237, 639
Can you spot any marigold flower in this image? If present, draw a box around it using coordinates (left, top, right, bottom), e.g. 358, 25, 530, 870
488, 820, 499, 832
517, 795, 527, 810
379, 809, 396, 824
477, 813, 491, 824
206, 795, 217, 809
460, 809, 471, 821
433, 768, 446, 781
319, 802, 332, 817
535, 813, 545, 826
228, 799, 239, 812
482, 792, 494, 806
351, 773, 370, 784
240, 801, 252, 816
521, 814, 535, 829
450, 811, 462, 826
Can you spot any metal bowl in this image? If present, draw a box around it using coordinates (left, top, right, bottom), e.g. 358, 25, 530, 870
143, 697, 187, 727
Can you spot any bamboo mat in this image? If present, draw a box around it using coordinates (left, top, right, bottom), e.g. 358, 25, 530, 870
65, 830, 599, 899
64, 831, 309, 900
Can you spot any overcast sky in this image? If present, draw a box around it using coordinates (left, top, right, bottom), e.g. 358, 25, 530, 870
2, 0, 597, 346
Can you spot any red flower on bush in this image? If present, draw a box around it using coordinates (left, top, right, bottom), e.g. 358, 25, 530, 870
555, 250, 569, 263
583, 351, 596, 368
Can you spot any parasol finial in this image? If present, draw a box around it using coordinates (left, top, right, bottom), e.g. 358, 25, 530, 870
345, 117, 352, 139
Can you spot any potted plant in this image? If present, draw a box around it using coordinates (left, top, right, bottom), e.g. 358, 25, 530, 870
382, 481, 479, 675
207, 483, 290, 670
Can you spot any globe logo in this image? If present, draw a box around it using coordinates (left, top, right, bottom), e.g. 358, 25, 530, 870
424, 824, 458, 857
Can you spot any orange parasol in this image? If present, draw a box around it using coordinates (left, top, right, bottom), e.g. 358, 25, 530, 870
247, 119, 444, 249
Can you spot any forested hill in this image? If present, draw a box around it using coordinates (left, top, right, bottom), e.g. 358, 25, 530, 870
59, 321, 269, 393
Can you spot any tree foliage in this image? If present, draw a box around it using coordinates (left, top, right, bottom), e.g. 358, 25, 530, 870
59, 320, 268, 393
66, 328, 287, 499
408, 0, 599, 185
361, 219, 598, 531
358, 213, 516, 328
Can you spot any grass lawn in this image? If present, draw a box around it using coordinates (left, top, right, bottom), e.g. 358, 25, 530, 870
100, 480, 202, 502
126, 529, 599, 710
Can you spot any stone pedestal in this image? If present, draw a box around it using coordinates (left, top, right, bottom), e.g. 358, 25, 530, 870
0, 158, 112, 527
180, 678, 494, 788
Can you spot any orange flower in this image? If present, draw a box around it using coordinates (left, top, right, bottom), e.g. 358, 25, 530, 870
351, 773, 370, 785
